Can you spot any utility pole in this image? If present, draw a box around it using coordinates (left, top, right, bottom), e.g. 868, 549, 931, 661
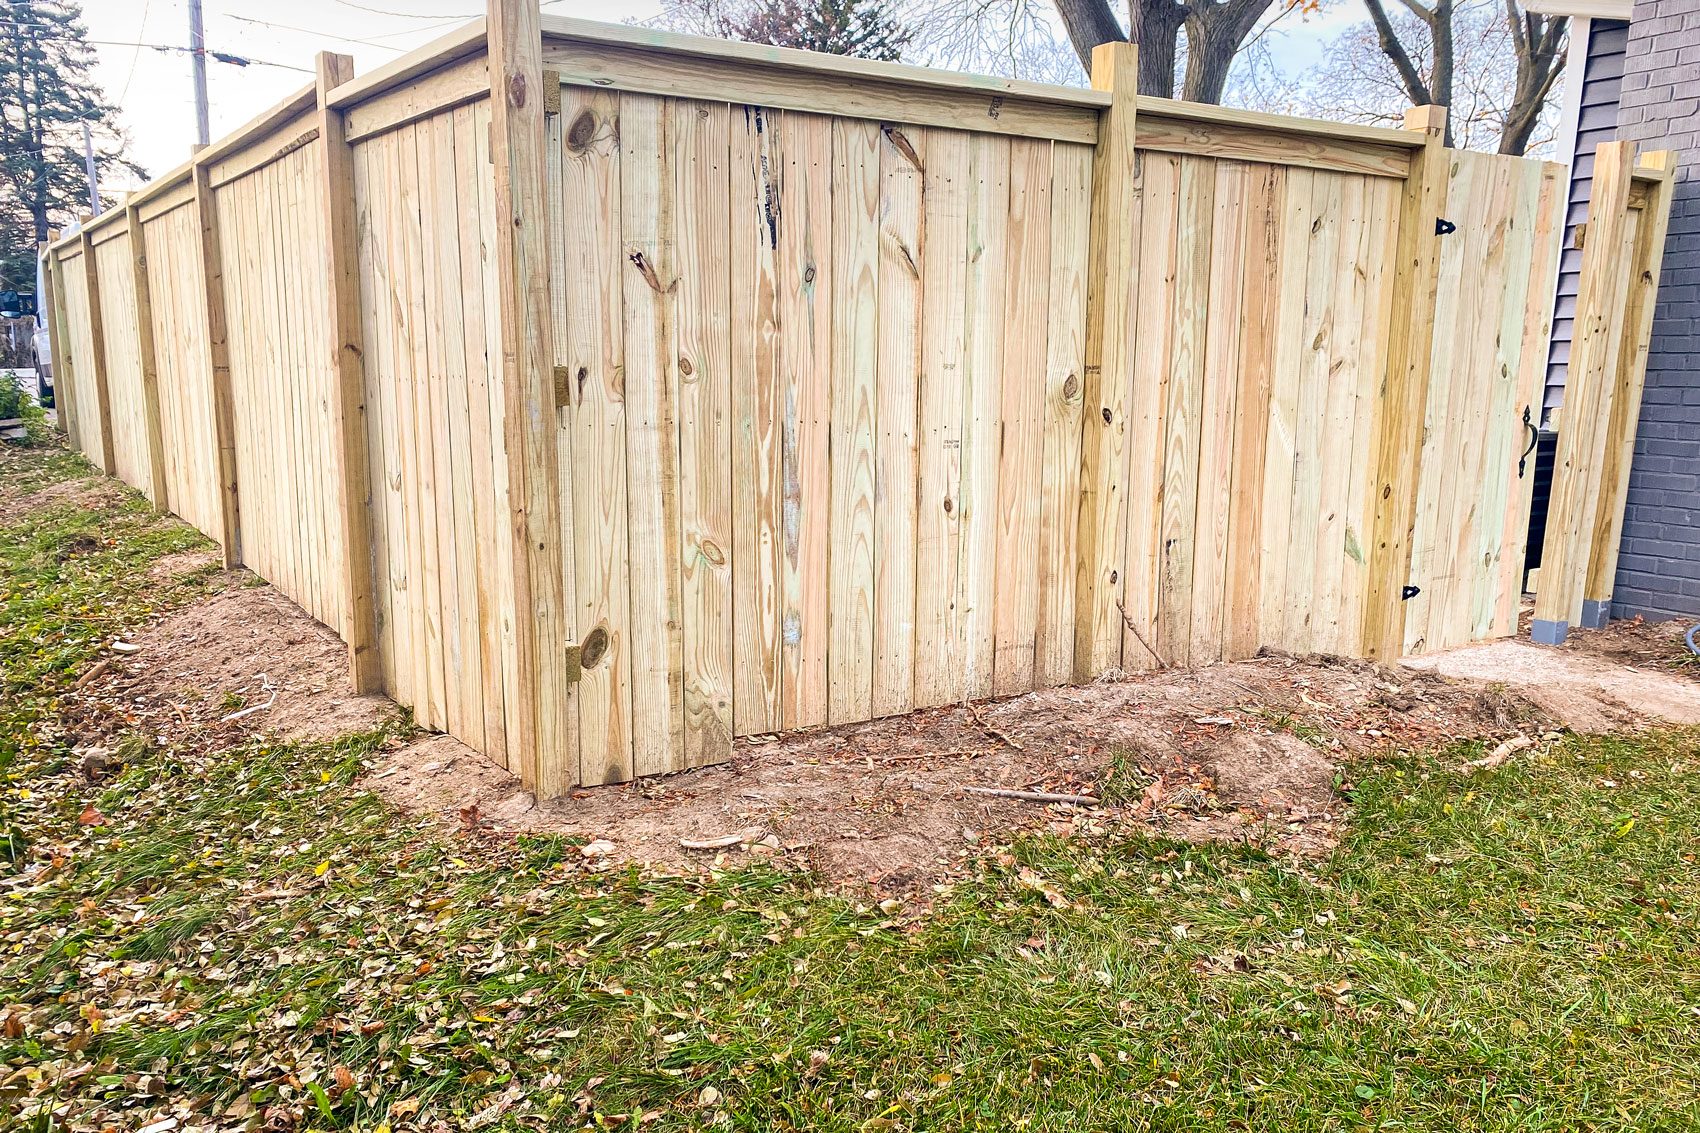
189, 0, 211, 147
81, 121, 101, 214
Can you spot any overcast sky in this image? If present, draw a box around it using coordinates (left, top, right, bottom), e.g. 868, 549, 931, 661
75, 0, 1359, 191
78, 0, 663, 186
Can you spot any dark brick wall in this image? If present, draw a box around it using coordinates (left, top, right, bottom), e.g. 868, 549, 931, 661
1610, 0, 1700, 622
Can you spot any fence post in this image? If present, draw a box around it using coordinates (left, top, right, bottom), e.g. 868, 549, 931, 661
1577, 150, 1678, 629
125, 202, 171, 512
39, 240, 79, 450
1361, 104, 1449, 663
77, 225, 117, 476
487, 0, 577, 796
314, 50, 383, 695
191, 155, 242, 570
1073, 40, 1139, 682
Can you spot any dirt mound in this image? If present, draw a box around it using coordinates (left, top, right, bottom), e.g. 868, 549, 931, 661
368, 651, 1561, 893
64, 578, 394, 759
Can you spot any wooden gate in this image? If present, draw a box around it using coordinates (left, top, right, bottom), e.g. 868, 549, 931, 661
1402, 149, 1565, 654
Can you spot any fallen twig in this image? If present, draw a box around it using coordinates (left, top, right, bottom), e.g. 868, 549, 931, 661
1461, 734, 1534, 773
74, 658, 111, 689
959, 786, 1100, 806
871, 747, 990, 764
220, 672, 278, 722
1115, 600, 1169, 669
965, 702, 1024, 751
680, 833, 745, 850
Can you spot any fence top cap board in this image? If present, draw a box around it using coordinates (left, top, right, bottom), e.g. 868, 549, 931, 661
543, 16, 1436, 153
539, 14, 1112, 110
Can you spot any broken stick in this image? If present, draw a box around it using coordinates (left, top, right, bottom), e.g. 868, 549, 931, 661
958, 786, 1101, 806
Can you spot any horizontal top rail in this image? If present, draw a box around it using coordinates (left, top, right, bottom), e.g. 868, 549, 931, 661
325, 18, 487, 111
47, 82, 318, 256
540, 17, 1443, 156
539, 15, 1110, 111
1134, 97, 1426, 151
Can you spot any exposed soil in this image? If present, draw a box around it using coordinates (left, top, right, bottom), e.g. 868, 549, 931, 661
1560, 614, 1700, 681
63, 577, 394, 765
1404, 630, 1700, 731
0, 473, 128, 526
369, 650, 1558, 892
65, 559, 1700, 896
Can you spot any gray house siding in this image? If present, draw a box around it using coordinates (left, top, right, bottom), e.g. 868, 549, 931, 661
1542, 17, 1629, 422
1608, 0, 1700, 622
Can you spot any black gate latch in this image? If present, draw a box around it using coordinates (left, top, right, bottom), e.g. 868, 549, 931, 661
1435, 218, 1457, 235
1518, 405, 1539, 478
1401, 585, 1421, 600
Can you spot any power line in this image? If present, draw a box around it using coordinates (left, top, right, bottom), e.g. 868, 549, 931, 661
329, 0, 477, 18
224, 12, 411, 50
114, 0, 152, 106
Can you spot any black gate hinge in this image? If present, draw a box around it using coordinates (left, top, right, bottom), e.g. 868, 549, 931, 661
1435, 218, 1457, 236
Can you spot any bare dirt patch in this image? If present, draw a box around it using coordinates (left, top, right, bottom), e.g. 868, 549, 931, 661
146, 547, 222, 582
0, 474, 128, 526
369, 652, 1559, 892
1403, 634, 1700, 731
64, 577, 395, 761
65, 559, 1699, 896
1562, 614, 1699, 680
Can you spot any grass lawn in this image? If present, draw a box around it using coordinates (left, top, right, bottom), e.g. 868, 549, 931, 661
4, 443, 1699, 1132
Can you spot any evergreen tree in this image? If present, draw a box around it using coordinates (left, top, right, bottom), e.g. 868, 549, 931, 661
1, 0, 142, 290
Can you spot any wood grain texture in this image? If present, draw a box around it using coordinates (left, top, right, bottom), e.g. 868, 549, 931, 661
1073, 42, 1138, 681
828, 117, 881, 723
675, 98, 735, 767
489, 0, 576, 796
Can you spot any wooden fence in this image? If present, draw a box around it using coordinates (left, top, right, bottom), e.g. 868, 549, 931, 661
41, 0, 1663, 796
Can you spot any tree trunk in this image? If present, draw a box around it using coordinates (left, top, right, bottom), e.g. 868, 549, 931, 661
1055, 0, 1126, 71
1500, 5, 1566, 156
1361, 0, 1457, 147
1130, 0, 1187, 96
1179, 0, 1270, 103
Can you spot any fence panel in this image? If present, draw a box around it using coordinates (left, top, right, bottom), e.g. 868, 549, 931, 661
545, 85, 1094, 784
1533, 143, 1677, 641
214, 132, 345, 635
89, 229, 158, 504
351, 98, 519, 766
55, 249, 108, 471
140, 200, 223, 544
1115, 158, 1403, 670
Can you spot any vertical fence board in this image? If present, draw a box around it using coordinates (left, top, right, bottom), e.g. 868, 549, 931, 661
914, 127, 969, 708
827, 117, 880, 723
730, 105, 785, 736
620, 94, 688, 775
871, 124, 925, 717
1033, 142, 1090, 687
556, 87, 633, 783
676, 98, 736, 766
992, 136, 1053, 696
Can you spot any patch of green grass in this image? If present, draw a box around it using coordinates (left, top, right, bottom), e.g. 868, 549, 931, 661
4, 444, 1700, 1132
